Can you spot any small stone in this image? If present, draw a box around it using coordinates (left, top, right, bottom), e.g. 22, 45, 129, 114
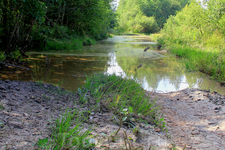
89, 138, 96, 144
154, 127, 161, 132
16, 142, 28, 147
208, 122, 216, 125
0, 86, 6, 90
6, 144, 13, 149
214, 107, 221, 113
5, 80, 10, 83
129, 117, 135, 121
16, 87, 20, 91
99, 124, 105, 127
100, 132, 107, 136
23, 113, 29, 117
2, 95, 6, 97
191, 130, 200, 135
30, 96, 35, 99
10, 121, 24, 129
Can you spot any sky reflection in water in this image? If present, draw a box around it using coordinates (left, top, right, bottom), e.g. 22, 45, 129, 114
1, 36, 224, 94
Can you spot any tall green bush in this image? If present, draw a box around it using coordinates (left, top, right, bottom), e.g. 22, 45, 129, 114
161, 0, 225, 82
161, 0, 225, 49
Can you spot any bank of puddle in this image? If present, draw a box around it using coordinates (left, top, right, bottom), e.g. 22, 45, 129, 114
0, 36, 225, 95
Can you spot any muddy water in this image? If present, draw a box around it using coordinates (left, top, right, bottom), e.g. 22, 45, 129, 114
1, 36, 225, 94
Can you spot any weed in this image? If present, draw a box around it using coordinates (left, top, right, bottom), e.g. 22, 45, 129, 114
0, 103, 4, 110
79, 73, 164, 131
132, 127, 140, 136
0, 120, 4, 128
36, 109, 93, 150
36, 138, 49, 148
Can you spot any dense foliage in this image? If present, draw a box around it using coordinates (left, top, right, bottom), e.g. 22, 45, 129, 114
161, 0, 225, 49
161, 0, 225, 82
116, 0, 190, 33
0, 0, 115, 60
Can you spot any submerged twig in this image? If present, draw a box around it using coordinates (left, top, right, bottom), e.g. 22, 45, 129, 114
0, 61, 29, 70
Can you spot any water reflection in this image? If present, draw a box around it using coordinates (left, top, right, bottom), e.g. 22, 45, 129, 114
0, 36, 224, 95
103, 36, 225, 94
106, 52, 125, 77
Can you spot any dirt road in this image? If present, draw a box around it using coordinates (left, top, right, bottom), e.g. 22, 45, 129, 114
153, 89, 225, 150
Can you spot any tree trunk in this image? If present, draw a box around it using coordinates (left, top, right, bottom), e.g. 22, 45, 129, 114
61, 2, 66, 25
2, 0, 9, 50
57, 3, 62, 24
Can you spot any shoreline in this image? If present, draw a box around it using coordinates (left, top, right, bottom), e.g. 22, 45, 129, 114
0, 80, 224, 149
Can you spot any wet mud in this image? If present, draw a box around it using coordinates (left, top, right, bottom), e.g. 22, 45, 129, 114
0, 80, 224, 150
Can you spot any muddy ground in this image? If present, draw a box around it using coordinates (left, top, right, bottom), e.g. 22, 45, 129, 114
150, 89, 225, 150
0, 80, 224, 150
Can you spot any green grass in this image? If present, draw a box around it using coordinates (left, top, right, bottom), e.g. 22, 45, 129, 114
36, 73, 166, 149
79, 73, 165, 128
170, 44, 225, 82
44, 36, 96, 51
36, 110, 94, 150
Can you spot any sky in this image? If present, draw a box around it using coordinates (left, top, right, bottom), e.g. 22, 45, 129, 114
110, 0, 120, 11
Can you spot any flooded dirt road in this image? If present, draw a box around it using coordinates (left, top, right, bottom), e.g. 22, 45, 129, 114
0, 36, 225, 149
1, 36, 225, 94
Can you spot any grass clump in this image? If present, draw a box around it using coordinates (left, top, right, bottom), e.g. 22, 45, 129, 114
170, 44, 225, 82
36, 110, 94, 150
79, 73, 164, 128
43, 36, 96, 51
36, 74, 165, 150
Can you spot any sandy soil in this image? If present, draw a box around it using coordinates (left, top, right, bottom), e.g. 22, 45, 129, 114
0, 80, 224, 150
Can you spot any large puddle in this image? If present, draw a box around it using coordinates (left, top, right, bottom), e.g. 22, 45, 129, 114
1, 36, 225, 94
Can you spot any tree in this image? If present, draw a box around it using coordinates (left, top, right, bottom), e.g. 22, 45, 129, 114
0, 0, 115, 62
161, 0, 225, 49
116, 0, 191, 33
0, 0, 46, 60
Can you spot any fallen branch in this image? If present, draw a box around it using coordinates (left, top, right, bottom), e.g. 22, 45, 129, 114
0, 61, 29, 70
